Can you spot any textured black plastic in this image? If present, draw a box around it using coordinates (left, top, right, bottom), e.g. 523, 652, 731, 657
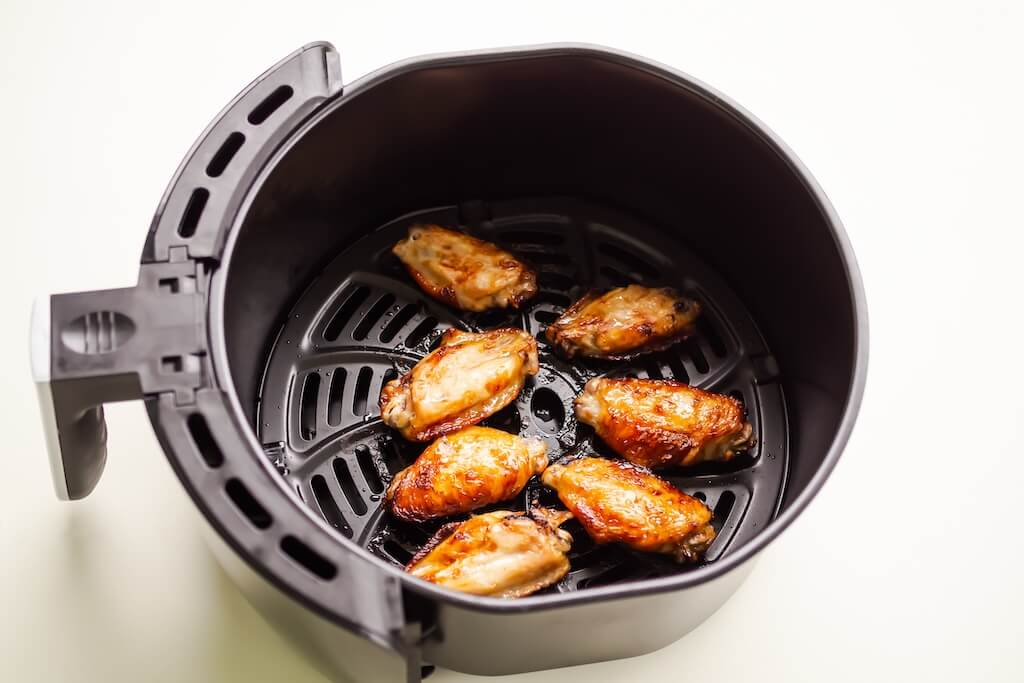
257, 198, 788, 592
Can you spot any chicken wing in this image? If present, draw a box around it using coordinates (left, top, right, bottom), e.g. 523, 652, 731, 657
386, 427, 548, 523
544, 285, 700, 360
541, 457, 715, 563
406, 508, 574, 598
575, 377, 753, 469
393, 224, 538, 312
380, 328, 539, 442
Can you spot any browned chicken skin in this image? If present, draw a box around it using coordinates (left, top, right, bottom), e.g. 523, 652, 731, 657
380, 328, 539, 442
386, 427, 548, 523
406, 508, 573, 598
575, 377, 753, 469
541, 457, 715, 563
545, 285, 700, 360
393, 224, 538, 312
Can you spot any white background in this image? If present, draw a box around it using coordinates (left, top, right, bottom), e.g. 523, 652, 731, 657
2, 1, 1023, 681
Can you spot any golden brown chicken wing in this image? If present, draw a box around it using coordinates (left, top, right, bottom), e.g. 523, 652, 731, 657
406, 508, 573, 598
386, 427, 548, 523
380, 328, 539, 442
575, 377, 753, 469
544, 285, 700, 360
541, 457, 715, 563
392, 224, 538, 312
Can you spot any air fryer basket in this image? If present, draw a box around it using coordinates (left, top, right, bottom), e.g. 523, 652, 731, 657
257, 197, 788, 591
33, 43, 866, 681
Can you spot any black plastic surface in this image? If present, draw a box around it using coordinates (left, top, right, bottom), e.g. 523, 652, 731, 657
257, 198, 788, 591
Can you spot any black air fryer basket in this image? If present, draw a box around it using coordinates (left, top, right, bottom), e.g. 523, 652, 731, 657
31, 43, 867, 681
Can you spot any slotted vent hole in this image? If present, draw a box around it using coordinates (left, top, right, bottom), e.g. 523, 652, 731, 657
281, 536, 337, 580
534, 309, 560, 324
380, 303, 419, 343
499, 230, 564, 246
333, 458, 368, 515
539, 271, 575, 291
247, 85, 293, 125
644, 360, 664, 380
353, 294, 396, 341
206, 131, 245, 178
598, 242, 661, 281
299, 373, 320, 441
531, 387, 565, 433
177, 187, 209, 238
529, 252, 573, 267
187, 413, 223, 468
327, 368, 347, 426
666, 352, 690, 384
600, 265, 633, 285
323, 286, 371, 341
352, 367, 373, 417
225, 479, 272, 529
714, 490, 737, 528
311, 475, 352, 537
355, 445, 384, 494
384, 540, 413, 564
697, 315, 728, 358
578, 564, 637, 589
684, 339, 710, 374
405, 316, 438, 347
693, 491, 707, 502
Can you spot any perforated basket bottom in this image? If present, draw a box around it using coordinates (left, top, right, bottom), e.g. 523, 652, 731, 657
257, 198, 788, 593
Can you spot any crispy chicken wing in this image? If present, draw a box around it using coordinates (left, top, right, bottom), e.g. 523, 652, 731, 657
386, 427, 548, 523
393, 224, 538, 312
380, 328, 539, 442
541, 457, 715, 563
544, 285, 700, 360
406, 508, 573, 598
575, 377, 753, 469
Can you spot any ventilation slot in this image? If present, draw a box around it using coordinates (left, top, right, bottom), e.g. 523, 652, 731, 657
247, 85, 294, 125
529, 251, 572, 266
534, 309, 560, 324
353, 294, 396, 341
532, 291, 571, 309
333, 458, 368, 515
531, 387, 565, 433
600, 265, 633, 285
697, 315, 728, 358
311, 475, 352, 537
713, 490, 737, 529
685, 339, 710, 374
206, 132, 245, 178
598, 242, 661, 281
644, 360, 664, 380
539, 270, 575, 291
177, 188, 209, 238
327, 369, 347, 426
499, 230, 564, 246
380, 303, 419, 343
383, 540, 413, 565
355, 445, 384, 494
225, 479, 272, 529
187, 414, 222, 468
351, 367, 373, 417
281, 536, 337, 580
405, 316, 438, 347
693, 491, 707, 502
299, 373, 320, 441
666, 352, 690, 384
579, 564, 636, 589
323, 286, 371, 341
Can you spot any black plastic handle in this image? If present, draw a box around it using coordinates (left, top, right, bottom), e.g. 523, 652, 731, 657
32, 259, 205, 499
